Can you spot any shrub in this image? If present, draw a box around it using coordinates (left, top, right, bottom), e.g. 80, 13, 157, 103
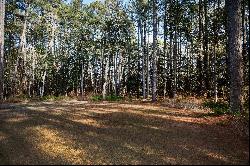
106, 94, 123, 101
91, 94, 123, 101
91, 95, 103, 101
203, 100, 229, 115
41, 95, 71, 101
41, 95, 56, 101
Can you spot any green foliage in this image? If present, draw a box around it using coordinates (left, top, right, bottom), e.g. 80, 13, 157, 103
41, 95, 56, 101
2, 0, 248, 105
91, 95, 103, 101
91, 94, 123, 102
106, 94, 124, 101
5, 94, 30, 103
203, 100, 229, 115
243, 99, 249, 112
41, 95, 71, 101
17, 94, 30, 100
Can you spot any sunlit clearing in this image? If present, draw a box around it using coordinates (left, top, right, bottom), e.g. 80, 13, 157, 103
31, 126, 89, 164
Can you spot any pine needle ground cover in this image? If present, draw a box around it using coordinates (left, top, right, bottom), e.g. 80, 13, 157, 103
0, 100, 248, 165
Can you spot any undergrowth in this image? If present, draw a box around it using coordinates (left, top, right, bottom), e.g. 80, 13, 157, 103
91, 94, 123, 101
203, 100, 229, 115
203, 100, 249, 119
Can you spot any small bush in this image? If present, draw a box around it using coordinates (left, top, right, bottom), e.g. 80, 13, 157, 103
91, 95, 103, 101
4, 94, 30, 103
203, 100, 229, 115
106, 94, 123, 101
41, 95, 56, 101
91, 94, 123, 101
41, 95, 71, 101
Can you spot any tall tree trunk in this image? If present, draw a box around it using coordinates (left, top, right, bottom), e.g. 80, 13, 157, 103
172, 0, 178, 98
227, 0, 243, 112
203, 0, 209, 96
213, 4, 217, 102
137, 20, 140, 98
145, 0, 150, 99
81, 61, 84, 100
169, 2, 173, 98
197, 0, 203, 96
40, 65, 47, 97
117, 50, 123, 96
247, 0, 250, 102
242, 0, 246, 59
19, 6, 28, 95
163, 0, 168, 98
242, 0, 248, 101
152, 0, 157, 102
248, 0, 250, 63
102, 53, 109, 100
177, 29, 181, 92
143, 17, 147, 98
30, 46, 35, 97
146, 20, 150, 99
0, 0, 5, 101
127, 37, 131, 97
142, 17, 146, 99
138, 18, 146, 99
101, 38, 104, 94
113, 49, 119, 96
173, 26, 177, 98
186, 43, 190, 95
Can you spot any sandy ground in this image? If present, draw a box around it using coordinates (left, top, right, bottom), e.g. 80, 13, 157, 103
0, 100, 249, 165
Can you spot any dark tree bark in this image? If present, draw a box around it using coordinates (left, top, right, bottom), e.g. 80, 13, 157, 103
169, 0, 174, 98
227, 0, 243, 112
248, 0, 250, 61
203, 0, 209, 96
242, 0, 248, 99
173, 26, 177, 98
143, 17, 147, 98
212, 0, 219, 102
152, 0, 158, 102
163, 0, 168, 98
146, 0, 150, 99
197, 0, 203, 96
172, 0, 178, 98
140, 17, 146, 99
0, 0, 5, 101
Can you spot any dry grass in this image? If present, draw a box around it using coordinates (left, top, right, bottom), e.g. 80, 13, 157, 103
0, 100, 249, 165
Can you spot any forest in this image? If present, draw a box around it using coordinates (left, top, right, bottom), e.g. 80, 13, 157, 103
0, 0, 249, 111
0, 0, 249, 165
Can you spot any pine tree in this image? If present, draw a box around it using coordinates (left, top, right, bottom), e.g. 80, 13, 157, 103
227, 0, 243, 112
0, 0, 5, 101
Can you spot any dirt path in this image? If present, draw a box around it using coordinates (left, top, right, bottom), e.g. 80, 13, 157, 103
0, 101, 249, 165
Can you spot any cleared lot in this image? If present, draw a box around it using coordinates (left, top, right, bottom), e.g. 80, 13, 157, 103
0, 101, 249, 165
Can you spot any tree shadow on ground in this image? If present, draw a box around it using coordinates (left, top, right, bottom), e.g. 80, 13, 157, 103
0, 101, 249, 165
